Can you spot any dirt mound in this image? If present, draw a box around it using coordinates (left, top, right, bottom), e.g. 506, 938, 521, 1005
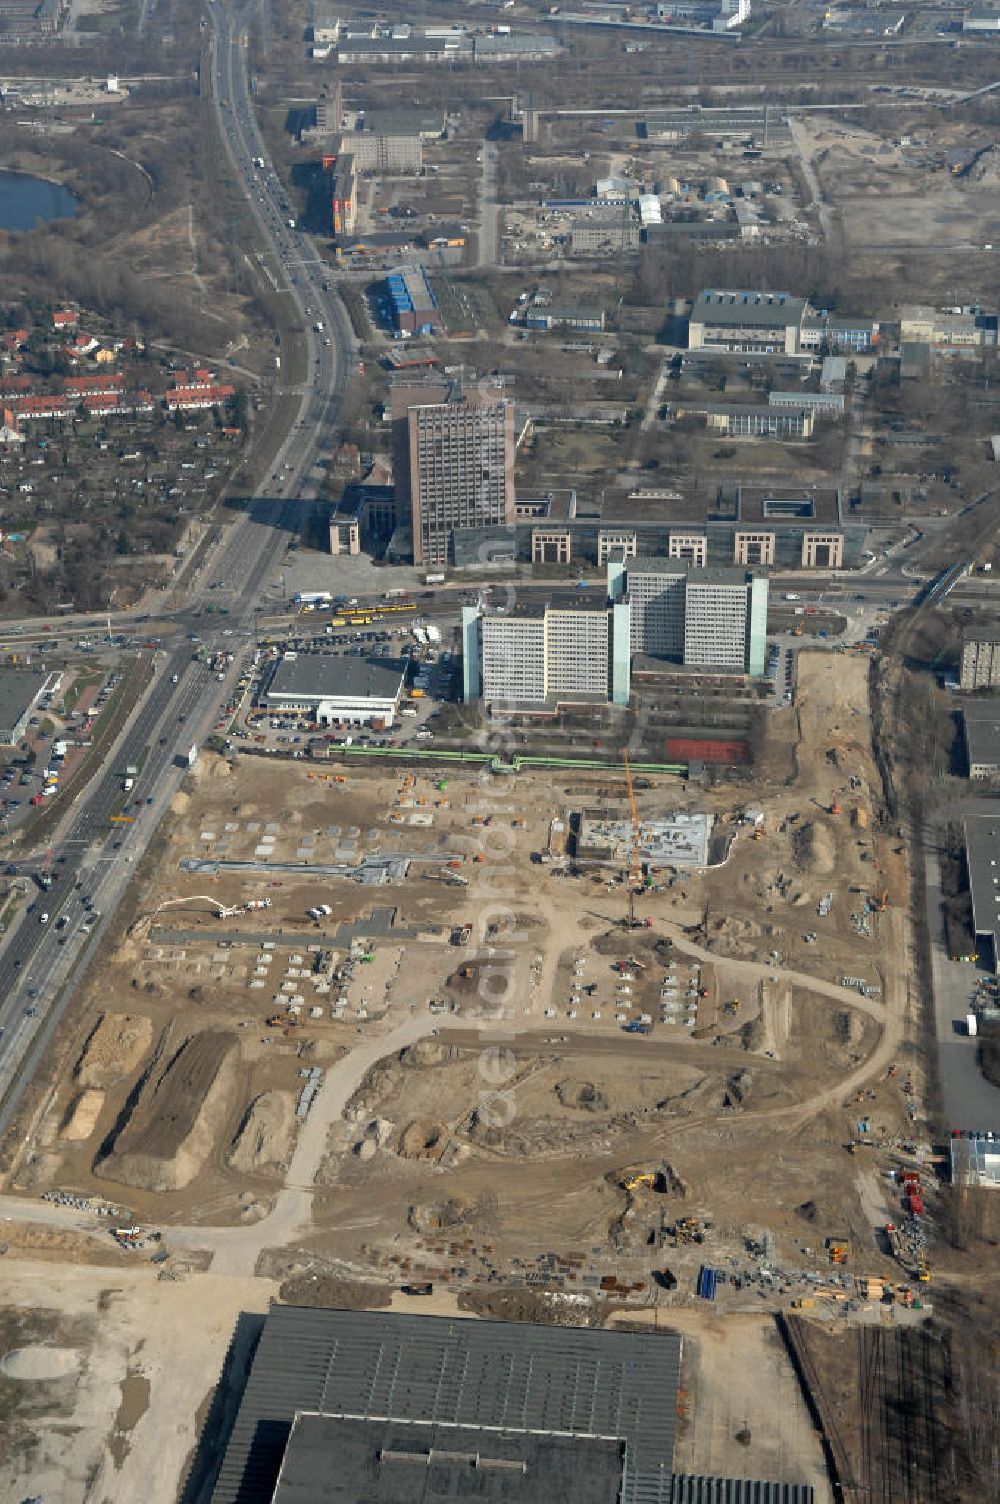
835, 1010, 862, 1045
278, 1274, 392, 1309
190, 752, 233, 783
399, 1041, 459, 1069
725, 1070, 753, 1107
398, 1119, 448, 1160
963, 146, 1000, 187
60, 1089, 105, 1142
76, 1013, 153, 1089
409, 1192, 499, 1234
555, 1079, 609, 1112
708, 913, 770, 959
408, 1197, 476, 1234
458, 1288, 598, 1328
792, 820, 836, 875
345, 1058, 404, 1119
228, 1091, 296, 1176
740, 1017, 766, 1052
169, 791, 190, 815
95, 1030, 236, 1193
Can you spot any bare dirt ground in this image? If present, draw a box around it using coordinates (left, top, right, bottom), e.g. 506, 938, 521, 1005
0, 1260, 275, 1504
614, 1308, 832, 1501
797, 117, 1000, 251
0, 649, 926, 1501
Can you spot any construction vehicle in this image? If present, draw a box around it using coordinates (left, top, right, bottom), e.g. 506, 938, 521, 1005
877, 890, 889, 912
829, 800, 842, 816
827, 1237, 850, 1264
917, 1257, 931, 1283
722, 999, 741, 1015
624, 1173, 656, 1191
267, 1013, 300, 1028
615, 955, 647, 973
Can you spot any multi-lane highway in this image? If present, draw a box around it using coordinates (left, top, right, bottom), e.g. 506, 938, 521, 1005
0, 0, 355, 1132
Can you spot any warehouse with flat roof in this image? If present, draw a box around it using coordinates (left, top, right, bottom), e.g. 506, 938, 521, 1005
260, 654, 407, 727
270, 1413, 626, 1504
688, 290, 807, 355
207, 1306, 813, 1504
963, 814, 1000, 967
962, 699, 1000, 779
0, 667, 50, 744
385, 264, 442, 335
210, 1306, 683, 1504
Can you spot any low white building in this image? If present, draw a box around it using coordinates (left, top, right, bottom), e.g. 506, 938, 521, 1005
261, 654, 407, 726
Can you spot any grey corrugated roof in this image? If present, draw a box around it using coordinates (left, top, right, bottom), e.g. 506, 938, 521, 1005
692, 291, 806, 329
964, 815, 1000, 955
0, 668, 48, 738
210, 1306, 682, 1504
963, 702, 1000, 770
266, 655, 407, 703
271, 1413, 626, 1503
671, 1480, 814, 1504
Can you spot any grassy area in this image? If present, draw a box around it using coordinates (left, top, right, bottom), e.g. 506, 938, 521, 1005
24, 654, 152, 849
0, 886, 22, 932
61, 670, 104, 718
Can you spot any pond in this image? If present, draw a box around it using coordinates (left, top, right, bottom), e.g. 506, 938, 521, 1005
0, 169, 79, 231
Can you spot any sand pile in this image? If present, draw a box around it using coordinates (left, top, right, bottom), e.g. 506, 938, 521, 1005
95, 1030, 236, 1193
792, 821, 836, 875
228, 1091, 296, 1176
555, 1079, 609, 1113
60, 1089, 105, 1142
190, 752, 233, 784
76, 1013, 153, 1089
398, 1119, 448, 1160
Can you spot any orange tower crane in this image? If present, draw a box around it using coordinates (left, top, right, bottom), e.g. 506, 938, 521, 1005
623, 749, 642, 929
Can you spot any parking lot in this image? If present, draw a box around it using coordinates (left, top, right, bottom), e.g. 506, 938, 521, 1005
229, 617, 461, 753
764, 642, 798, 707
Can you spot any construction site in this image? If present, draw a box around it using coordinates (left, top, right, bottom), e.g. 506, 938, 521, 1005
0, 652, 923, 1275
0, 649, 955, 1503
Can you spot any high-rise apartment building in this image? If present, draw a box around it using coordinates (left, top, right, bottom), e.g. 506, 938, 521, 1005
608, 558, 767, 675
684, 569, 765, 673
615, 560, 687, 658
462, 601, 631, 708
392, 383, 515, 567
961, 630, 1000, 692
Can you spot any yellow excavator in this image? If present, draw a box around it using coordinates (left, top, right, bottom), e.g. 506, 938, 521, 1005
624, 1173, 657, 1191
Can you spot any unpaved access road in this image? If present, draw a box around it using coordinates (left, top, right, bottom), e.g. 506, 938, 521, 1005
0, 900, 903, 1276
